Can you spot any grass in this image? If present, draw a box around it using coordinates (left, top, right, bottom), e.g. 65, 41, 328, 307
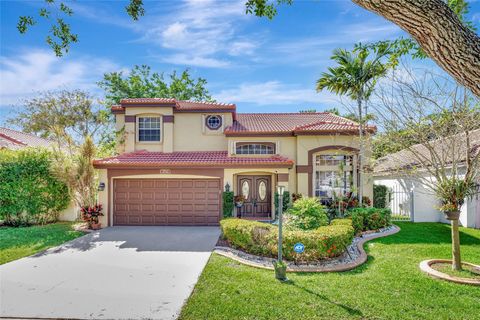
0, 222, 84, 264
431, 262, 480, 279
180, 222, 480, 320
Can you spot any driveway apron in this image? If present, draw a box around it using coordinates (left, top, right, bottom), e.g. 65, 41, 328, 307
0, 226, 220, 320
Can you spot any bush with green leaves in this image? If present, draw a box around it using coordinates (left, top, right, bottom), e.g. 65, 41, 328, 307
373, 185, 390, 209
345, 207, 392, 234
222, 191, 234, 218
274, 191, 290, 214
220, 218, 354, 262
0, 148, 70, 226
285, 197, 328, 230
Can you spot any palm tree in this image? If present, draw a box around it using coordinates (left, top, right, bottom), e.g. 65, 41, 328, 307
316, 47, 391, 204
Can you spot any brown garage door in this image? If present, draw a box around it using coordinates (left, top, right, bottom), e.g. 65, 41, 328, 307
113, 178, 221, 226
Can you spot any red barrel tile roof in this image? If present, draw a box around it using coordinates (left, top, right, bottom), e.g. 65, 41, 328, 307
119, 98, 236, 111
0, 127, 53, 150
224, 113, 376, 135
93, 150, 294, 168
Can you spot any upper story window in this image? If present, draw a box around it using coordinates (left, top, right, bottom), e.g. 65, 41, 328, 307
236, 143, 275, 155
205, 115, 222, 130
138, 117, 161, 142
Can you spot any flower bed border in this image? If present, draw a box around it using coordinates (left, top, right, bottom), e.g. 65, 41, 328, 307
214, 225, 400, 272
419, 259, 480, 286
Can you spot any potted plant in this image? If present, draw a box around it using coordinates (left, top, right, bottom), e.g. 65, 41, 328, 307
273, 260, 287, 280
234, 195, 246, 208
80, 204, 104, 230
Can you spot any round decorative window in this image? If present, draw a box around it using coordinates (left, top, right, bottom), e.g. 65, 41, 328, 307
205, 115, 222, 130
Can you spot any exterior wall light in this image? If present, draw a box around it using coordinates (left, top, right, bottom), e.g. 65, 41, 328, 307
98, 182, 105, 191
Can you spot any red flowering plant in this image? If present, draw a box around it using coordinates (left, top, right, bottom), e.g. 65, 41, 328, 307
80, 204, 104, 228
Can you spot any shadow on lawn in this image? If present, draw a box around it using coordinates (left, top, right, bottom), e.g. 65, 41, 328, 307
376, 222, 480, 246
283, 279, 364, 317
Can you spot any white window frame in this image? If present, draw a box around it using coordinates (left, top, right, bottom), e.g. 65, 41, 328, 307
136, 115, 163, 143
313, 153, 354, 201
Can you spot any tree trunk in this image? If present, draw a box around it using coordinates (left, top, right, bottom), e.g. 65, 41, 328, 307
451, 219, 462, 270
352, 0, 480, 97
357, 97, 364, 204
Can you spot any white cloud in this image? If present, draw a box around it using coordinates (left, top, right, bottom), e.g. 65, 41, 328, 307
161, 54, 230, 68
0, 49, 120, 106
139, 0, 259, 68
267, 21, 403, 66
214, 81, 339, 106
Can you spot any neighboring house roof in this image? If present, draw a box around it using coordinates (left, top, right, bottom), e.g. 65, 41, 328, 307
0, 127, 53, 150
374, 129, 480, 175
93, 150, 294, 168
224, 113, 376, 136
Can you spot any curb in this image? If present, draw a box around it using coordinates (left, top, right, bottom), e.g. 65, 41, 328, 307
419, 259, 480, 286
214, 225, 401, 273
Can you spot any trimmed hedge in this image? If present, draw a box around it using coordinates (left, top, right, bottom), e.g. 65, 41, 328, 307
220, 218, 354, 262
0, 148, 70, 226
345, 207, 392, 234
222, 191, 234, 218
373, 185, 390, 209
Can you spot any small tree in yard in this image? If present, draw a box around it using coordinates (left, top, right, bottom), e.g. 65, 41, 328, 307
374, 71, 480, 270
317, 46, 393, 204
53, 136, 97, 220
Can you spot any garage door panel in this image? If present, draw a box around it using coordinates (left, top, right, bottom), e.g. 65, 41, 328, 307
113, 178, 220, 226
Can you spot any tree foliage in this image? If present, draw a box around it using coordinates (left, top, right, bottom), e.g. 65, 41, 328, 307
98, 65, 213, 107
373, 72, 480, 270
17, 0, 144, 56
7, 90, 111, 154
0, 148, 70, 226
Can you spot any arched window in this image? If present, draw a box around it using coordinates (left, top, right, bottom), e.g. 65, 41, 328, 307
235, 143, 275, 155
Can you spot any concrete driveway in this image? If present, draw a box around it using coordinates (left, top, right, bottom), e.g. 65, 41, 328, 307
0, 226, 220, 320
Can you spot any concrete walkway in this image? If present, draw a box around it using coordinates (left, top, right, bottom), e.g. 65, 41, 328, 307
0, 226, 220, 320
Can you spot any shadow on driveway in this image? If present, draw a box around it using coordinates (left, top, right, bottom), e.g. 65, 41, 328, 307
32, 226, 221, 258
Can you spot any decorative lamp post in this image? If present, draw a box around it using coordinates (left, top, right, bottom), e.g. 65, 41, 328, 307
274, 185, 287, 280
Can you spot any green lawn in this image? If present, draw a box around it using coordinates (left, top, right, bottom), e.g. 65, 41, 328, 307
0, 222, 84, 264
180, 222, 480, 320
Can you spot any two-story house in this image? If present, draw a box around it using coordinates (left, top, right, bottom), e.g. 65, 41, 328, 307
93, 98, 375, 226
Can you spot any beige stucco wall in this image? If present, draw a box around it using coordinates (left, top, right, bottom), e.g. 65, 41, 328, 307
173, 113, 232, 151
118, 107, 175, 153
97, 169, 109, 227
58, 200, 79, 222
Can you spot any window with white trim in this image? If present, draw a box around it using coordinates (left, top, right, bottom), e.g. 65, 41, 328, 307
314, 154, 353, 200
138, 117, 161, 142
235, 143, 275, 155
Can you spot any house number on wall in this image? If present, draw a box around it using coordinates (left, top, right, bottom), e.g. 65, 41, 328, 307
159, 169, 171, 174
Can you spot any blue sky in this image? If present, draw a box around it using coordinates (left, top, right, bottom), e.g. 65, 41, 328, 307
1, 0, 479, 122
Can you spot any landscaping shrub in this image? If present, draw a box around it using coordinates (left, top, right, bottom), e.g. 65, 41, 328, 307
220, 218, 354, 262
220, 218, 275, 256
222, 191, 234, 218
285, 197, 328, 230
373, 185, 390, 209
345, 207, 392, 234
0, 148, 70, 226
274, 191, 290, 214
